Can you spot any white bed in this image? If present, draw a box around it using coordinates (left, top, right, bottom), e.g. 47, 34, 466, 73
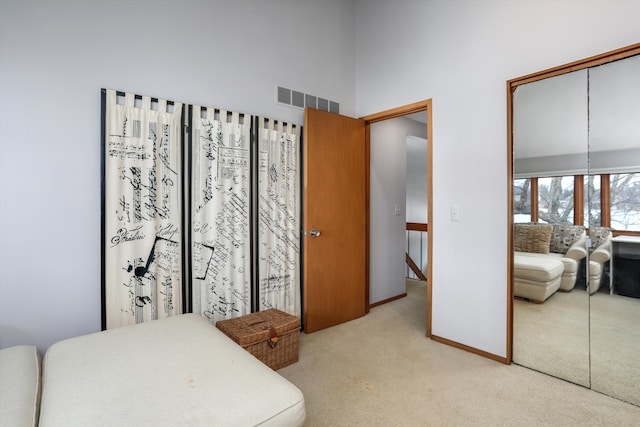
3, 313, 305, 426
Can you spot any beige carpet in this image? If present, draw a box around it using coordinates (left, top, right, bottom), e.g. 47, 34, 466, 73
279, 281, 640, 426
590, 292, 640, 406
514, 291, 591, 387
515, 288, 640, 407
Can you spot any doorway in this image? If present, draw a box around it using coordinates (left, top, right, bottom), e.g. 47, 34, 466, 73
361, 100, 433, 336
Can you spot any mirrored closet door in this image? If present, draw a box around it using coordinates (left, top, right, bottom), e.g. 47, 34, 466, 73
587, 53, 640, 406
508, 44, 640, 406
511, 68, 590, 387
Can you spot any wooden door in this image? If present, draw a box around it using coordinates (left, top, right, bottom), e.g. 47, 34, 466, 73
303, 108, 367, 333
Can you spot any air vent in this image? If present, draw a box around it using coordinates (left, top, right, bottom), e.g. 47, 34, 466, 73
305, 94, 316, 109
277, 86, 291, 104
292, 90, 304, 108
276, 85, 339, 113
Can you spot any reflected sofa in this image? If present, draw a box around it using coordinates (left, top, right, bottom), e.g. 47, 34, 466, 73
514, 223, 587, 303
0, 314, 306, 427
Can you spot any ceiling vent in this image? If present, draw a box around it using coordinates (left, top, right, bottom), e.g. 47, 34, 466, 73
276, 85, 339, 114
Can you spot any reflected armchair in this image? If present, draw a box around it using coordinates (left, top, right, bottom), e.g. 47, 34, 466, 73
588, 227, 612, 295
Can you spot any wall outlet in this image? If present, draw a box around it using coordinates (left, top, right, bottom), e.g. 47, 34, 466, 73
394, 205, 401, 216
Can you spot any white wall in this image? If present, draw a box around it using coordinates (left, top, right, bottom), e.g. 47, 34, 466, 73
2, 0, 638, 361
406, 135, 428, 223
355, 0, 640, 357
0, 0, 356, 352
369, 116, 426, 303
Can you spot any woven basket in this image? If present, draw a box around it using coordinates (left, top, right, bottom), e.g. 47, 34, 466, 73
216, 309, 300, 370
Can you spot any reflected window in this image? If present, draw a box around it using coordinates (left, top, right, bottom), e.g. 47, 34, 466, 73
514, 178, 532, 222
585, 175, 601, 228
610, 172, 640, 231
538, 176, 574, 224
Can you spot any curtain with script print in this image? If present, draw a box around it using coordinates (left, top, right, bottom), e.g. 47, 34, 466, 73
102, 89, 184, 329
257, 118, 301, 316
191, 106, 251, 323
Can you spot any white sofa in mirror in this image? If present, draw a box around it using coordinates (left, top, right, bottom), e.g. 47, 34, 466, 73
513, 223, 587, 303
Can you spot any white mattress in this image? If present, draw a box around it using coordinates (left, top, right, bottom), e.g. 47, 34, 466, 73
38, 314, 305, 426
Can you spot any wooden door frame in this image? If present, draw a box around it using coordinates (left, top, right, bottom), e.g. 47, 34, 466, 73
360, 99, 433, 337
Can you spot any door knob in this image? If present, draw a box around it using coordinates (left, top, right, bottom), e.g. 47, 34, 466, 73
310, 229, 321, 237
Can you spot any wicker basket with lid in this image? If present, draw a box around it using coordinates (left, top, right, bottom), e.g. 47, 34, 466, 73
216, 308, 300, 370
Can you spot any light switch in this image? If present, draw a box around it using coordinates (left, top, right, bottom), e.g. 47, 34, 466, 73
450, 204, 460, 221
394, 205, 401, 216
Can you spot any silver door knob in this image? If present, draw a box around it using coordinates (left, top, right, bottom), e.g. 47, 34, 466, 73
310, 229, 321, 237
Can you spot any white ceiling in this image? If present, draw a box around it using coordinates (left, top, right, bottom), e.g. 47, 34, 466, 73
406, 112, 427, 124
513, 54, 640, 159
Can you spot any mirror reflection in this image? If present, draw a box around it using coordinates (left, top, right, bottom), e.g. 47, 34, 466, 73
512, 69, 590, 387
510, 47, 640, 406
587, 54, 640, 406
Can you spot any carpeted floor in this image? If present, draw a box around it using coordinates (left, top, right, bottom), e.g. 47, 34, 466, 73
514, 290, 591, 387
514, 288, 640, 407
279, 280, 640, 426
